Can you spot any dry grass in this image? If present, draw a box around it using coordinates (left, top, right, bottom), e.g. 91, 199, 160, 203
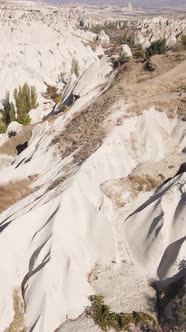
114, 53, 186, 103
0, 124, 34, 156
49, 75, 122, 189
4, 289, 26, 332
101, 173, 161, 209
125, 96, 186, 120
51, 79, 119, 162
49, 51, 186, 190
0, 176, 36, 213
128, 174, 160, 194
113, 53, 186, 120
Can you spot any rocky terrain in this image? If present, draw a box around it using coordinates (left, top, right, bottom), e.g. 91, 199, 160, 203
0, 1, 186, 332
135, 16, 186, 48
0, 1, 97, 101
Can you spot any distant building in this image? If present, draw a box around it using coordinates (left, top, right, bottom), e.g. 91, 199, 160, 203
128, 2, 133, 12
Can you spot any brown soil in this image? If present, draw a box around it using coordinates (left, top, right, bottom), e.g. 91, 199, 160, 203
0, 124, 34, 156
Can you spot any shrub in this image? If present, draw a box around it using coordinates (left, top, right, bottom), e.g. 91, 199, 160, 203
133, 45, 145, 59
113, 31, 135, 48
8, 130, 17, 138
53, 95, 61, 104
118, 53, 130, 65
71, 57, 80, 77
86, 295, 158, 331
0, 123, 6, 134
46, 84, 57, 96
181, 34, 186, 49
157, 277, 186, 331
145, 38, 167, 58
0, 92, 15, 127
44, 84, 61, 102
14, 82, 38, 125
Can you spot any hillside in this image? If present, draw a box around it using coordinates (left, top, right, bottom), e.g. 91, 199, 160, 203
0, 2, 186, 332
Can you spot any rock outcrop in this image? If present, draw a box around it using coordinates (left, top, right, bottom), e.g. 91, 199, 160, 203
0, 2, 98, 100
97, 30, 110, 44
135, 16, 186, 48
121, 44, 133, 57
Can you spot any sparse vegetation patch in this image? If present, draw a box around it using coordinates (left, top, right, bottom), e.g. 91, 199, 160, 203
86, 295, 158, 331
4, 289, 26, 332
181, 34, 186, 49
157, 277, 186, 331
0, 176, 36, 213
43, 83, 61, 103
145, 39, 167, 58
128, 174, 160, 194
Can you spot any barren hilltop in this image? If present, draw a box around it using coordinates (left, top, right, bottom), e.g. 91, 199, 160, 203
0, 1, 186, 332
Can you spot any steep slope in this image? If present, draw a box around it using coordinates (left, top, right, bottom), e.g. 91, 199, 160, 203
0, 38, 186, 332
0, 103, 185, 332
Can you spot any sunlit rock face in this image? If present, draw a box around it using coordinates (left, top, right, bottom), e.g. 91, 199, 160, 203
0, 1, 98, 100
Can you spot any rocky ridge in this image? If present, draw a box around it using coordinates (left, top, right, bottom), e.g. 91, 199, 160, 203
0, 2, 186, 332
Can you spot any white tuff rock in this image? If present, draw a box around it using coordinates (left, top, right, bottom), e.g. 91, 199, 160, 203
121, 44, 133, 58
97, 30, 110, 44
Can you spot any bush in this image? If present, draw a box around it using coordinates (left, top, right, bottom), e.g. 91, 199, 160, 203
181, 34, 186, 49
145, 38, 167, 58
44, 84, 61, 102
0, 92, 15, 127
158, 277, 186, 331
0, 123, 6, 134
46, 84, 57, 96
14, 82, 38, 125
53, 95, 61, 104
118, 53, 130, 65
133, 45, 145, 59
113, 31, 135, 48
86, 295, 158, 331
111, 53, 130, 69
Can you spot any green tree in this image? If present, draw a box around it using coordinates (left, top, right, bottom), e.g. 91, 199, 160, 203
1, 92, 15, 127
14, 82, 38, 125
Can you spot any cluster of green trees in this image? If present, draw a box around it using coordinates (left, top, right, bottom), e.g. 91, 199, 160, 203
0, 82, 38, 133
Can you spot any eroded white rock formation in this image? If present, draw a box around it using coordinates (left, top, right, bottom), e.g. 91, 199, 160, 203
0, 102, 185, 332
0, 3, 186, 332
0, 1, 98, 100
135, 16, 186, 48
121, 44, 133, 57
